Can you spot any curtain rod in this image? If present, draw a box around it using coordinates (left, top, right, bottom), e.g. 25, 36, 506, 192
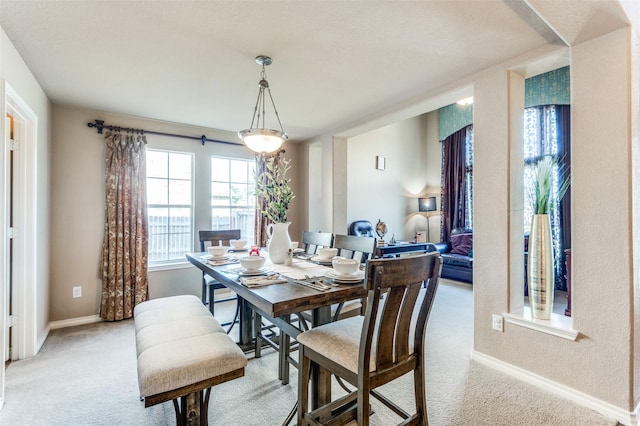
87, 119, 242, 147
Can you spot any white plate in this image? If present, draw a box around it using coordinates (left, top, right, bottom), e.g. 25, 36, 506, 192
229, 246, 250, 252
237, 267, 273, 276
207, 254, 230, 261
325, 270, 365, 282
311, 255, 335, 264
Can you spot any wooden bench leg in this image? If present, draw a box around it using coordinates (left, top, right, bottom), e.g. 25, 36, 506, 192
172, 388, 211, 426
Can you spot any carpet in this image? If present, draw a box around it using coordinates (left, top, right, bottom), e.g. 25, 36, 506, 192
0, 281, 618, 425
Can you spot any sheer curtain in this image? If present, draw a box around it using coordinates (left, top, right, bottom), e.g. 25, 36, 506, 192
441, 125, 473, 243
100, 131, 149, 321
523, 105, 571, 290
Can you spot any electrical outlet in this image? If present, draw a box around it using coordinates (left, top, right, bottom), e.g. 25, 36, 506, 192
73, 286, 82, 298
492, 314, 503, 331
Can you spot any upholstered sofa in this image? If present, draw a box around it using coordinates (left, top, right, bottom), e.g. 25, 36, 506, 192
428, 228, 473, 283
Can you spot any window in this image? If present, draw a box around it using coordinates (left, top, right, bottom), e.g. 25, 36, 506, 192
211, 157, 256, 243
146, 150, 193, 263
523, 105, 570, 289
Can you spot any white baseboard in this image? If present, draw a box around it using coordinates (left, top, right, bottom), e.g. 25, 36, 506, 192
471, 350, 637, 426
36, 325, 50, 354
49, 315, 102, 330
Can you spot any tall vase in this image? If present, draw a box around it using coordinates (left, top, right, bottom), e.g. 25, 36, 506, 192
527, 214, 554, 320
266, 222, 292, 264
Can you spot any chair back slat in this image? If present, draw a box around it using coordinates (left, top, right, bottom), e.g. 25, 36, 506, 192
333, 234, 376, 263
360, 253, 442, 376
301, 231, 333, 255
199, 229, 241, 251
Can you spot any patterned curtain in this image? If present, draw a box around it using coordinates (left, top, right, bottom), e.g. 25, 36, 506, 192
100, 131, 149, 321
255, 154, 268, 248
254, 149, 286, 247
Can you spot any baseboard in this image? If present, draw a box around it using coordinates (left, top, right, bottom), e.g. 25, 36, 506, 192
36, 325, 50, 354
49, 315, 102, 330
471, 350, 637, 426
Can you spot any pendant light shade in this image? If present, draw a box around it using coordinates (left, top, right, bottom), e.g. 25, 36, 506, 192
238, 55, 288, 153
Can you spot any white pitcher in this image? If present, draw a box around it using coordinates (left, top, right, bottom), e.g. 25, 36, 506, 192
266, 222, 292, 264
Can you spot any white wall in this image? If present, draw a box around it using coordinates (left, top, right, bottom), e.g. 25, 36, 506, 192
472, 27, 635, 416
345, 114, 437, 241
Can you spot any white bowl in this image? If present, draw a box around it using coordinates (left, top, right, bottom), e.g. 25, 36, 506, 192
240, 255, 266, 271
318, 247, 338, 259
291, 241, 299, 250
208, 246, 229, 257
332, 258, 360, 275
230, 239, 247, 249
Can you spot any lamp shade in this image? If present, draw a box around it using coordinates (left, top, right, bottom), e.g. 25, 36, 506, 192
238, 129, 286, 153
418, 196, 437, 212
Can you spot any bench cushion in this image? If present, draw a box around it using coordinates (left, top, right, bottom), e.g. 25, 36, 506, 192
137, 332, 247, 397
134, 295, 247, 399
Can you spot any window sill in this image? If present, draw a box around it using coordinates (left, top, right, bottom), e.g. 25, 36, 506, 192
504, 308, 578, 341
148, 260, 193, 272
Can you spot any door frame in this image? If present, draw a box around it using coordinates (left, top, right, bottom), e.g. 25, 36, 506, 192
1, 81, 38, 408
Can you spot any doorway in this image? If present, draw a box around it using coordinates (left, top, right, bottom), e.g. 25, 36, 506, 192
1, 82, 39, 408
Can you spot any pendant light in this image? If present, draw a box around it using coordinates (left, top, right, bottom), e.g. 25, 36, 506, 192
238, 55, 288, 153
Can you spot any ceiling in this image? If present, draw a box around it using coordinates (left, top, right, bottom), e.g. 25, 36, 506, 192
0, 1, 633, 143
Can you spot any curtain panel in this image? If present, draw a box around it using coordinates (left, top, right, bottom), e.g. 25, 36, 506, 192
101, 131, 149, 321
441, 125, 472, 243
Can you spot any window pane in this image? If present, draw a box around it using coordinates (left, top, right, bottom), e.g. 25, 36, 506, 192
211, 182, 230, 206
230, 160, 248, 183
147, 151, 168, 178
230, 183, 247, 206
212, 208, 231, 229
169, 153, 192, 180
211, 158, 229, 181
147, 178, 168, 204
169, 179, 192, 205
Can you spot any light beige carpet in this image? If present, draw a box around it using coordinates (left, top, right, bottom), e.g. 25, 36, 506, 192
0, 281, 619, 425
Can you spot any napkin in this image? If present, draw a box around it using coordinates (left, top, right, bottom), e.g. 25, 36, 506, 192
240, 275, 288, 288
207, 256, 239, 266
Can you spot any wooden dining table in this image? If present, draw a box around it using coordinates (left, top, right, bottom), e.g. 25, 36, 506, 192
185, 251, 367, 409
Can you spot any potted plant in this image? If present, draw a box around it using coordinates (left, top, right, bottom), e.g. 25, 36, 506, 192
255, 154, 295, 263
526, 155, 570, 319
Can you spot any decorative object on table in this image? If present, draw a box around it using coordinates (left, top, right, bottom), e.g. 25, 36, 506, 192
284, 249, 293, 266
266, 222, 292, 264
375, 219, 388, 246
238, 55, 288, 154
526, 156, 570, 320
389, 234, 396, 245
376, 155, 386, 170
255, 152, 295, 262
249, 245, 261, 256
415, 230, 427, 243
418, 196, 438, 242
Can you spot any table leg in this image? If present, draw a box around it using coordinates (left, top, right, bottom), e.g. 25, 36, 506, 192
238, 297, 253, 346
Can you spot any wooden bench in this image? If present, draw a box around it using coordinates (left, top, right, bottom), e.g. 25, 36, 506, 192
133, 295, 247, 425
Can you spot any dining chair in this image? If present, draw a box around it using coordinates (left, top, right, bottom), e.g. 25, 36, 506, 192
330, 234, 377, 320
198, 229, 241, 331
296, 252, 442, 426
300, 231, 334, 255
